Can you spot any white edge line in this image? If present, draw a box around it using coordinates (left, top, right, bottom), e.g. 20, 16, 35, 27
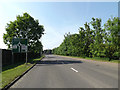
71, 67, 78, 72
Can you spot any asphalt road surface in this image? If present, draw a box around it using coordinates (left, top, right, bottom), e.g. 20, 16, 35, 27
10, 55, 118, 88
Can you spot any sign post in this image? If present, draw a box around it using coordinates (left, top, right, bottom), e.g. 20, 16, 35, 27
12, 38, 28, 64
12, 52, 14, 64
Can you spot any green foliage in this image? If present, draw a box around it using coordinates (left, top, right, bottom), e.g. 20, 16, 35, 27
90, 18, 105, 57
2, 63, 33, 88
104, 17, 120, 60
3, 12, 44, 53
53, 17, 120, 60
44, 49, 52, 54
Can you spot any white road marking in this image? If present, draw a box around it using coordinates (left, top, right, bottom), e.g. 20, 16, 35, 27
71, 67, 78, 72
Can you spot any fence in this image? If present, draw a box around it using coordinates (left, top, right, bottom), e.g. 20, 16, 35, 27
1, 49, 41, 66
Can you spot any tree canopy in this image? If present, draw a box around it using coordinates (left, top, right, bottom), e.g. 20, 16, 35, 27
3, 12, 44, 53
53, 17, 120, 61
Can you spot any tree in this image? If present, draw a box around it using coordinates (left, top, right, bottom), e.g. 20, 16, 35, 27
30, 41, 43, 53
78, 27, 86, 57
104, 17, 120, 60
52, 17, 119, 61
84, 22, 93, 57
90, 18, 104, 57
3, 12, 44, 53
44, 49, 52, 54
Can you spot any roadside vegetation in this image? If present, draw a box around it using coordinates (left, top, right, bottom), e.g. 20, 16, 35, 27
3, 12, 44, 53
2, 63, 33, 88
2, 56, 44, 88
60, 55, 120, 63
30, 55, 45, 63
53, 17, 120, 62
2, 12, 45, 88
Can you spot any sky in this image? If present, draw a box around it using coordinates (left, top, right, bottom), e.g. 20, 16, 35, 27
0, 0, 118, 50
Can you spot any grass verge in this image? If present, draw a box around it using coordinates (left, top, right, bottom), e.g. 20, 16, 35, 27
1, 55, 45, 88
85, 57, 120, 63
58, 55, 120, 63
32, 55, 45, 63
2, 63, 33, 88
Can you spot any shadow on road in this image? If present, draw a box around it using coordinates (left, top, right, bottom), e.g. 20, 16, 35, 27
37, 60, 83, 65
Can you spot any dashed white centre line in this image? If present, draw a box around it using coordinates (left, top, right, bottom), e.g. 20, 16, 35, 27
71, 67, 78, 72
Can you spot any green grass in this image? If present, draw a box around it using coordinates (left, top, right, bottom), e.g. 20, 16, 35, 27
85, 57, 120, 63
2, 63, 33, 88
59, 55, 120, 63
2, 62, 25, 72
32, 55, 45, 62
110, 60, 120, 63
1, 55, 45, 88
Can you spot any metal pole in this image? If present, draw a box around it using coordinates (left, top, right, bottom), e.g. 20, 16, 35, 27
26, 51, 27, 64
12, 52, 14, 64
26, 30, 28, 64
25, 44, 28, 64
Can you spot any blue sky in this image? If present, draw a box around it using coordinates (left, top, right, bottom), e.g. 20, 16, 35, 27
0, 1, 118, 50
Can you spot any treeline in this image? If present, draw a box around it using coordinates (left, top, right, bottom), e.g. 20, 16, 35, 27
53, 17, 120, 61
43, 49, 52, 54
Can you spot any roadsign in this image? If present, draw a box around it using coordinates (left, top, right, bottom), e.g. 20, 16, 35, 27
12, 38, 28, 53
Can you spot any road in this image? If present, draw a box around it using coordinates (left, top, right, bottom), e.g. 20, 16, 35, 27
10, 55, 118, 88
